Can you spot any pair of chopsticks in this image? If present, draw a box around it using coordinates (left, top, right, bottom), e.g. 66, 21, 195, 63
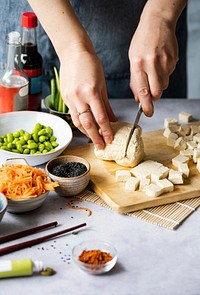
0, 221, 87, 256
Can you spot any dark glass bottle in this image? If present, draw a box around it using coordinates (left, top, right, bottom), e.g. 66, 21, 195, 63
21, 12, 43, 111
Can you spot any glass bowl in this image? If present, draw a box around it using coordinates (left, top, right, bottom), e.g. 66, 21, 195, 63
72, 240, 118, 275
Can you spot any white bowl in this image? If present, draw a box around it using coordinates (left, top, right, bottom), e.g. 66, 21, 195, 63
0, 111, 73, 166
7, 191, 49, 213
72, 240, 118, 275
0, 193, 8, 222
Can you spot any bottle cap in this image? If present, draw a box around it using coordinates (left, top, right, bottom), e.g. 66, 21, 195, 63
22, 12, 38, 28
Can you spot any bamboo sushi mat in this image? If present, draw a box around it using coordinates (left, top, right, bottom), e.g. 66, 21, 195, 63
77, 189, 200, 230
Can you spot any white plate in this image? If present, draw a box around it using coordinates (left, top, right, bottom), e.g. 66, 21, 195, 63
0, 111, 73, 166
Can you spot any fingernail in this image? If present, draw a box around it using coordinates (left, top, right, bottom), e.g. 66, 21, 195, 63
95, 144, 104, 150
104, 136, 112, 144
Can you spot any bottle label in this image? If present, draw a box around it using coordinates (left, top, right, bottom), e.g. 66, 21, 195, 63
24, 68, 42, 95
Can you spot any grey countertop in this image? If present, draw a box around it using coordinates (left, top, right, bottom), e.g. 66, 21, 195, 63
1, 99, 200, 295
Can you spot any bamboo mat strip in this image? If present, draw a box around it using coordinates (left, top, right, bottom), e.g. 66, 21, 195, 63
77, 189, 200, 230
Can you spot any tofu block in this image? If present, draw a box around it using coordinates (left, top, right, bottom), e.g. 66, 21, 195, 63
197, 158, 200, 173
116, 170, 131, 182
172, 154, 189, 167
178, 163, 189, 178
145, 184, 163, 197
187, 141, 197, 150
179, 112, 192, 123
168, 169, 184, 184
125, 177, 140, 191
180, 149, 194, 159
174, 137, 187, 151
164, 118, 178, 128
139, 178, 151, 191
193, 133, 200, 143
193, 148, 200, 163
156, 179, 174, 193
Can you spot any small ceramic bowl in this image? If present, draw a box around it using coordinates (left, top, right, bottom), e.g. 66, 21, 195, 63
72, 240, 118, 275
44, 95, 76, 130
46, 155, 90, 197
7, 191, 49, 213
0, 193, 8, 222
3, 158, 49, 213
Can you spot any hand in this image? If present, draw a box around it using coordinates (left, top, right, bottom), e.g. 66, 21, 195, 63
59, 47, 116, 150
129, 14, 179, 117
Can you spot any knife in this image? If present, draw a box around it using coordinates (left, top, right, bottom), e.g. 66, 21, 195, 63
124, 104, 143, 157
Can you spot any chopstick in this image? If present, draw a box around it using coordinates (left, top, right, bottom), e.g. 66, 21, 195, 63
0, 222, 87, 256
0, 221, 58, 244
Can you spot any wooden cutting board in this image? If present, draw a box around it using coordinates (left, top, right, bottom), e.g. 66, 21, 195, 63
63, 128, 200, 213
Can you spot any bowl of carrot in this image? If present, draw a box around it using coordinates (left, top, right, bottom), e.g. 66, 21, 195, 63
0, 158, 59, 213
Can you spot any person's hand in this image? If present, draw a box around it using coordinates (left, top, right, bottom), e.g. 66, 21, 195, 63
59, 47, 116, 150
128, 14, 179, 117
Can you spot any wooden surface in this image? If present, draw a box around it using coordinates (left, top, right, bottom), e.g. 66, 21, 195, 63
64, 128, 200, 213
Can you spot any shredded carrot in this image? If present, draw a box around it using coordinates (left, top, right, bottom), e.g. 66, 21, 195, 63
0, 164, 59, 200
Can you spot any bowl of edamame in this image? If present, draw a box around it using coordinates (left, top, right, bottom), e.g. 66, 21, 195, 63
0, 111, 73, 166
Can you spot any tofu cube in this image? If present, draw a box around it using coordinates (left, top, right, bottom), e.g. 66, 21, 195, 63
164, 118, 178, 128
139, 178, 151, 191
193, 148, 200, 163
156, 179, 174, 193
116, 170, 131, 182
174, 137, 187, 151
190, 125, 200, 136
179, 112, 193, 123
178, 163, 190, 178
172, 154, 189, 167
145, 184, 164, 197
180, 149, 194, 159
193, 133, 200, 144
178, 125, 191, 137
187, 141, 197, 150
125, 177, 140, 191
197, 158, 200, 173
168, 169, 184, 184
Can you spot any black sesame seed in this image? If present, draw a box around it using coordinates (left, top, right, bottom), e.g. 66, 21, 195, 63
51, 162, 87, 178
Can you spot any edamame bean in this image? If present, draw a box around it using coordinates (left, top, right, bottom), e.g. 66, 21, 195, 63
0, 122, 59, 155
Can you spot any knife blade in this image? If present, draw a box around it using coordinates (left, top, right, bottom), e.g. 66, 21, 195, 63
124, 104, 143, 157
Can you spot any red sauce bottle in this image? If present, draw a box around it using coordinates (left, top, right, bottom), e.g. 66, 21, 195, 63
21, 12, 43, 111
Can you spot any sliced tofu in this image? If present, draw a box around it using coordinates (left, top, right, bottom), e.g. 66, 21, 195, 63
125, 177, 140, 191
156, 178, 174, 193
172, 154, 189, 167
139, 178, 151, 191
116, 170, 131, 182
178, 163, 190, 178
145, 184, 163, 197
168, 169, 184, 184
151, 166, 169, 183
180, 149, 194, 159
130, 160, 162, 179
163, 128, 172, 138
179, 112, 192, 123
164, 118, 178, 128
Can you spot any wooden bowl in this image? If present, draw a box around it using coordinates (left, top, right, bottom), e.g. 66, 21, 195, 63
46, 155, 90, 197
